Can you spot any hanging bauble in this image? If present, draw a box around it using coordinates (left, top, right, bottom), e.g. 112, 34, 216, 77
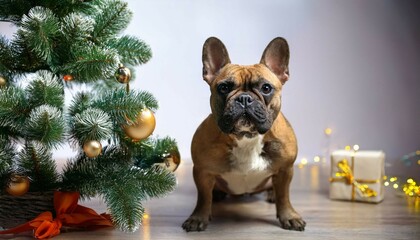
0, 76, 7, 87
124, 108, 156, 141
63, 74, 73, 82
115, 64, 131, 83
83, 140, 102, 158
155, 149, 181, 172
6, 174, 30, 196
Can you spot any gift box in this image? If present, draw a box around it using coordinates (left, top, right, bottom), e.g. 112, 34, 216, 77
329, 150, 385, 203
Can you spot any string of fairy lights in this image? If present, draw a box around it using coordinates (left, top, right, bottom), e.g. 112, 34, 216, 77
297, 128, 420, 200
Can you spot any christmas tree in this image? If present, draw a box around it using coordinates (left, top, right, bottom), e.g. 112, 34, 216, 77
0, 0, 179, 232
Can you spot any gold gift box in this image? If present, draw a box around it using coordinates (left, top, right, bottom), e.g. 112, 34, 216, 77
329, 150, 385, 203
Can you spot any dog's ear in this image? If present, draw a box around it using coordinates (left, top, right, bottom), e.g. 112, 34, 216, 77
260, 37, 290, 85
202, 37, 231, 84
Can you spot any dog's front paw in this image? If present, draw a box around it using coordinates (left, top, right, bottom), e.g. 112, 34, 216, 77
278, 209, 306, 231
182, 216, 209, 232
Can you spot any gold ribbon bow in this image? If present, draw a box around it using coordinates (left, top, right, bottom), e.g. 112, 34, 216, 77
330, 157, 378, 201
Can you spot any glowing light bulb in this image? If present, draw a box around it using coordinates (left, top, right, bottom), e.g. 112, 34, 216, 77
393, 183, 399, 189
384, 181, 389, 186
345, 145, 351, 151
353, 145, 360, 151
324, 128, 332, 136
313, 156, 320, 163
301, 158, 308, 165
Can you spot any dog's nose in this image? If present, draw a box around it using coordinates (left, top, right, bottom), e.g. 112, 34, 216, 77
236, 94, 254, 108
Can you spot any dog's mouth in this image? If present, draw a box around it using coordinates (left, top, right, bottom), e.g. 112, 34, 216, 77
232, 116, 258, 138
218, 114, 262, 138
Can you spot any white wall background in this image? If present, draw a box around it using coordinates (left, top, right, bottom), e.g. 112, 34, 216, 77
1, 0, 419, 172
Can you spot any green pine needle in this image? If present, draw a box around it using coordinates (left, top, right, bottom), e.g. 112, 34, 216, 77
0, 86, 30, 132
92, 88, 158, 125
70, 108, 113, 145
60, 13, 95, 42
17, 141, 59, 191
102, 178, 145, 232
108, 35, 152, 66
102, 167, 176, 231
133, 167, 177, 199
18, 6, 60, 63
68, 91, 92, 116
134, 136, 179, 169
0, 36, 15, 77
0, 135, 14, 175
25, 105, 64, 149
61, 154, 101, 197
26, 70, 64, 109
59, 45, 120, 82
92, 0, 132, 41
61, 145, 133, 198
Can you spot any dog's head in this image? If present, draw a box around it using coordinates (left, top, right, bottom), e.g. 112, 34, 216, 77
202, 37, 290, 138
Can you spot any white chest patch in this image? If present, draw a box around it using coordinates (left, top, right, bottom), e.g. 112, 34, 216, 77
220, 135, 272, 194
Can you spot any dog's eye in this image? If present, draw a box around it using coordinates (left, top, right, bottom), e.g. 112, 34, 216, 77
217, 83, 231, 95
261, 84, 273, 94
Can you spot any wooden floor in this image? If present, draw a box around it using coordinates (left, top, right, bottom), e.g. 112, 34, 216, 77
2, 162, 420, 240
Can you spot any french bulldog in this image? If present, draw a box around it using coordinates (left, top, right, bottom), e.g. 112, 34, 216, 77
182, 37, 305, 232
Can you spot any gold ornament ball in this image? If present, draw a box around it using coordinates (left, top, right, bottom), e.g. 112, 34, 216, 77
124, 108, 156, 141
0, 76, 7, 87
83, 140, 102, 158
6, 175, 30, 196
115, 64, 131, 83
159, 149, 181, 172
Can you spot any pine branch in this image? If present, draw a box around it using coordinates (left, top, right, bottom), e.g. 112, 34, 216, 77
0, 86, 31, 132
0, 36, 16, 79
60, 13, 95, 43
17, 141, 59, 192
92, 88, 158, 125
107, 35, 152, 66
25, 105, 64, 149
61, 154, 101, 197
92, 0, 132, 41
68, 91, 92, 116
10, 34, 49, 73
70, 108, 113, 146
102, 179, 145, 232
101, 167, 176, 231
47, 13, 96, 68
61, 145, 133, 197
133, 167, 177, 199
26, 70, 64, 109
18, 6, 60, 64
134, 137, 178, 169
0, 135, 14, 175
59, 45, 119, 81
